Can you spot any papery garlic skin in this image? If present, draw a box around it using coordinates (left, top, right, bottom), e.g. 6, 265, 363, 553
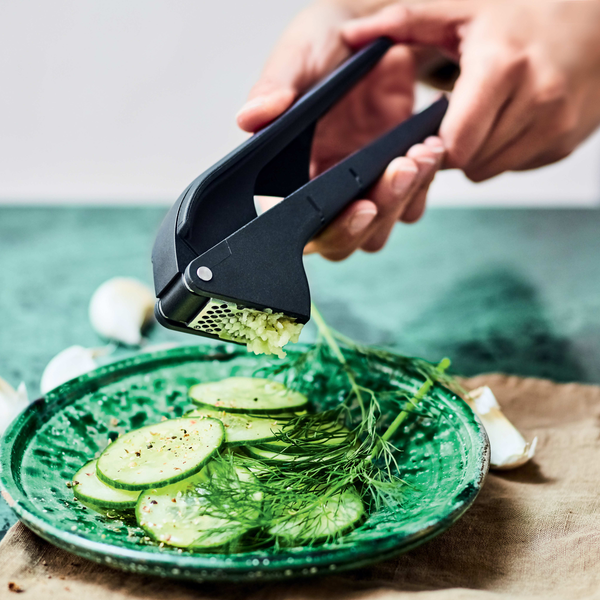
0, 377, 29, 434
40, 345, 111, 395
466, 386, 537, 470
89, 277, 155, 346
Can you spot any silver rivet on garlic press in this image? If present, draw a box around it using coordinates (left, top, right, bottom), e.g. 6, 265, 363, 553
196, 266, 213, 281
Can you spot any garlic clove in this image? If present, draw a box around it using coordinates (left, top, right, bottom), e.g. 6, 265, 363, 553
40, 345, 111, 395
0, 376, 30, 434
466, 386, 537, 470
89, 277, 155, 346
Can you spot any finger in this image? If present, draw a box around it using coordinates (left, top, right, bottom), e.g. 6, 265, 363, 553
236, 88, 297, 133
465, 123, 570, 181
358, 156, 420, 253
398, 138, 444, 224
342, 2, 520, 169
401, 186, 429, 224
305, 200, 378, 261
341, 2, 473, 55
237, 7, 350, 132
439, 41, 522, 169
236, 43, 308, 132
466, 75, 534, 169
362, 139, 444, 252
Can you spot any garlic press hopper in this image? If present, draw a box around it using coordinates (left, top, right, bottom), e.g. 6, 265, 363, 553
152, 37, 448, 342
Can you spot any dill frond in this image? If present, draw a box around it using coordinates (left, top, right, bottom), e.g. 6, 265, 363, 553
193, 305, 457, 550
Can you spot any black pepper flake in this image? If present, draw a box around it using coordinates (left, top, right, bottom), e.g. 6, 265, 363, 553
8, 581, 24, 593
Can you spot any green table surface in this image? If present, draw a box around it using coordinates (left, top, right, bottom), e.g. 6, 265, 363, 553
1, 206, 600, 539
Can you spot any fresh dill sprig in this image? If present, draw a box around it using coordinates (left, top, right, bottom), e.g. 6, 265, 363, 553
199, 305, 456, 550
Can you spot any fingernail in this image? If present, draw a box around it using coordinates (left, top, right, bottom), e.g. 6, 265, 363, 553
348, 209, 377, 235
392, 162, 418, 194
424, 137, 445, 154
425, 136, 444, 147
236, 97, 266, 118
417, 156, 437, 165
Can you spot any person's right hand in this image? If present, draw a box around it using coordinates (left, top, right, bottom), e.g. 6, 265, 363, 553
236, 2, 445, 261
343, 0, 600, 182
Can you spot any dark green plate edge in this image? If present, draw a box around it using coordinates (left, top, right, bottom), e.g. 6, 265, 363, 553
0, 344, 490, 582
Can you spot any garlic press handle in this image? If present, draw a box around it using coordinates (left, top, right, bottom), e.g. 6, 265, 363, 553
292, 96, 449, 229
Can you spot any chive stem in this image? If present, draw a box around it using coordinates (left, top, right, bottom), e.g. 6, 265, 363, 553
370, 358, 451, 460
311, 304, 346, 365
311, 303, 366, 417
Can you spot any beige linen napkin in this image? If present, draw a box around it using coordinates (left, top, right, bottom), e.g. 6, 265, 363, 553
2, 374, 600, 600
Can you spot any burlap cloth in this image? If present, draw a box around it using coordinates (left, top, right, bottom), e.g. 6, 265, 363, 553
2, 373, 600, 599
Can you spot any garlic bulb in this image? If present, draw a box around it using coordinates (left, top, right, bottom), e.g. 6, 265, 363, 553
89, 277, 155, 346
466, 386, 537, 470
40, 345, 113, 395
0, 376, 29, 434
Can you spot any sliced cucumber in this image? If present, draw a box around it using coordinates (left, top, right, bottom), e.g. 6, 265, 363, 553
184, 407, 289, 447
245, 445, 313, 463
258, 424, 352, 455
97, 417, 224, 491
269, 488, 365, 544
189, 377, 308, 415
247, 441, 358, 463
136, 460, 261, 550
73, 459, 140, 508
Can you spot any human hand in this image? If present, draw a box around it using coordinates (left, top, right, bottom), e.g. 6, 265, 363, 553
343, 0, 600, 182
236, 1, 445, 261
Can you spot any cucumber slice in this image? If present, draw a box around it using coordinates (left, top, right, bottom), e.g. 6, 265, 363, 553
136, 461, 261, 550
72, 459, 140, 508
189, 377, 308, 415
97, 417, 224, 491
269, 488, 365, 544
185, 407, 288, 447
258, 424, 352, 454
245, 445, 313, 462
246, 441, 357, 463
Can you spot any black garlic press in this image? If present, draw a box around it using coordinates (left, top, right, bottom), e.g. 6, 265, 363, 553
152, 37, 448, 343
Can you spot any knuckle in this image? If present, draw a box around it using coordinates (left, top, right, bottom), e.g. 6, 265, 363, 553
402, 211, 424, 224
386, 4, 411, 27
361, 237, 387, 254
547, 142, 575, 164
555, 105, 579, 139
321, 249, 354, 262
464, 167, 490, 183
533, 71, 569, 108
497, 51, 528, 81
446, 145, 471, 170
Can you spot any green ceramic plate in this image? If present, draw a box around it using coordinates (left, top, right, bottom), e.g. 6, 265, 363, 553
0, 345, 489, 582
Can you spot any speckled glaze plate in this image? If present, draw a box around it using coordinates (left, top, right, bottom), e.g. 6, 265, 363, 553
0, 345, 489, 582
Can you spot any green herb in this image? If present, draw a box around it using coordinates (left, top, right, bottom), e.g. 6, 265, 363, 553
198, 304, 455, 549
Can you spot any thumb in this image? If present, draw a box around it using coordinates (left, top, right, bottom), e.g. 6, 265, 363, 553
237, 8, 350, 133
341, 2, 474, 57
236, 49, 305, 133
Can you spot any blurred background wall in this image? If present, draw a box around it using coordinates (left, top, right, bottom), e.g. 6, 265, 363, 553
1, 0, 598, 207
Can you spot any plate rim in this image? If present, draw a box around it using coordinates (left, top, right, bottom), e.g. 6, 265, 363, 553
0, 344, 490, 580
